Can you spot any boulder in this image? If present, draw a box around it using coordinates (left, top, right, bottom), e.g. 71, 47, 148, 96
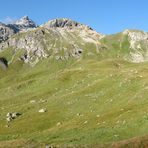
6, 112, 21, 122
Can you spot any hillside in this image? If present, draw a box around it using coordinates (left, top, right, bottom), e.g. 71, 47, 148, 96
0, 17, 148, 147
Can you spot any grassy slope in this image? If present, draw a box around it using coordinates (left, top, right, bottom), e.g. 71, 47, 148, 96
0, 30, 148, 147
0, 56, 148, 147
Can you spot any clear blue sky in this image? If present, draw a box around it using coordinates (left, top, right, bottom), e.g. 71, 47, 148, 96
0, 0, 148, 34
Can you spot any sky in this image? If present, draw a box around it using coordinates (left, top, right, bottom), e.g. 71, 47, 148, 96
0, 0, 148, 34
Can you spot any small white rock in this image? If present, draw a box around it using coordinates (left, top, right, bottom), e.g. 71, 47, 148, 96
84, 121, 88, 124
97, 122, 100, 125
57, 122, 61, 126
30, 100, 36, 103
114, 134, 119, 137
96, 115, 100, 118
77, 113, 81, 116
6, 117, 12, 122
6, 113, 12, 117
39, 109, 47, 113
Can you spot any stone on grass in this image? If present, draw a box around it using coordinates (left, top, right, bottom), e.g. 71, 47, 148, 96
40, 99, 47, 103
6, 117, 12, 122
30, 100, 36, 103
77, 113, 81, 116
39, 108, 47, 113
6, 112, 21, 122
114, 134, 119, 137
139, 75, 143, 78
12, 112, 21, 118
110, 99, 113, 102
5, 124, 9, 128
57, 122, 61, 126
6, 113, 12, 117
84, 121, 88, 124
96, 115, 100, 118
97, 122, 100, 125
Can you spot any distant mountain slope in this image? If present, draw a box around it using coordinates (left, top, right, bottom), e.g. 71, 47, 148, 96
99, 29, 148, 62
0, 18, 103, 66
1, 17, 148, 67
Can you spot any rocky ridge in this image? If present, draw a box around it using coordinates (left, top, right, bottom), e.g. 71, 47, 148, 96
1, 17, 148, 66
43, 18, 93, 30
0, 17, 103, 66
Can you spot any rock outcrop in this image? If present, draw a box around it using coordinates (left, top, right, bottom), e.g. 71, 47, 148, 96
1, 16, 148, 66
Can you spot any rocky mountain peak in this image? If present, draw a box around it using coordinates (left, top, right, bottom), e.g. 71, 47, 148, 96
0, 16, 37, 43
15, 16, 37, 30
43, 18, 93, 30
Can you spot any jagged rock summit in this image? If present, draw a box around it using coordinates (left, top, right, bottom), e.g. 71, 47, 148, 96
0, 16, 37, 43
43, 18, 93, 30
15, 16, 37, 30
